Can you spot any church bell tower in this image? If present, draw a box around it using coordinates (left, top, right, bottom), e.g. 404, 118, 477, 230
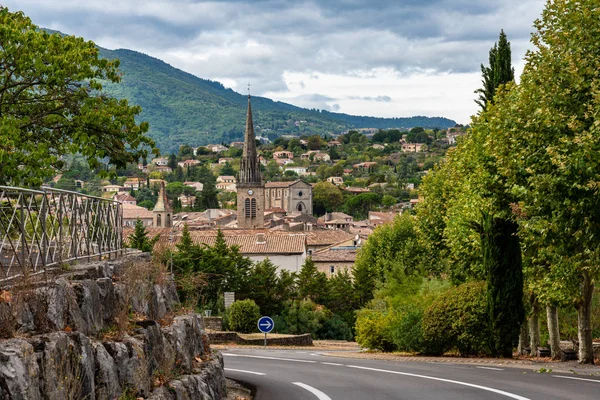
237, 95, 265, 229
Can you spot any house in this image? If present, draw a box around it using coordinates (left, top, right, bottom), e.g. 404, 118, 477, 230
353, 162, 378, 170
401, 143, 425, 152
259, 156, 268, 166
326, 176, 344, 186
149, 179, 167, 190
275, 158, 294, 166
137, 164, 149, 173
152, 157, 169, 166
328, 140, 342, 147
313, 153, 331, 162
368, 182, 386, 189
123, 178, 146, 190
343, 187, 371, 195
368, 211, 398, 226
265, 180, 313, 215
184, 181, 204, 192
217, 176, 236, 184
102, 184, 124, 193
230, 142, 245, 149
372, 144, 385, 150
312, 247, 358, 277
178, 195, 196, 208
205, 144, 228, 153
218, 158, 234, 164
304, 230, 355, 255
113, 193, 137, 205
178, 159, 201, 169
273, 151, 294, 160
163, 231, 308, 273
122, 203, 154, 227
156, 166, 173, 174
319, 212, 354, 231
284, 167, 308, 175
343, 169, 353, 175
216, 182, 237, 192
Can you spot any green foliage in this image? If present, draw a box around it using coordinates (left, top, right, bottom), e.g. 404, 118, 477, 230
0, 8, 154, 186
355, 307, 396, 352
343, 193, 381, 220
317, 313, 353, 341
227, 299, 261, 333
296, 258, 329, 305
241, 259, 297, 316
128, 219, 158, 252
475, 29, 514, 110
421, 282, 489, 356
273, 299, 328, 339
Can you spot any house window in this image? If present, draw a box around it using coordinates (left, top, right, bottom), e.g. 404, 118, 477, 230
245, 198, 251, 218
250, 198, 257, 218
308, 249, 313, 256
330, 265, 335, 274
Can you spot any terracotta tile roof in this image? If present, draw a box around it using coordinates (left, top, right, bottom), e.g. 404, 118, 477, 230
122, 203, 153, 220
305, 230, 354, 246
311, 248, 357, 263
368, 211, 398, 222
265, 180, 296, 188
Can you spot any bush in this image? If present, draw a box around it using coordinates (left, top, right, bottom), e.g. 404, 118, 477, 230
273, 299, 328, 339
391, 308, 425, 352
317, 313, 353, 341
227, 300, 261, 333
421, 281, 489, 356
355, 308, 396, 352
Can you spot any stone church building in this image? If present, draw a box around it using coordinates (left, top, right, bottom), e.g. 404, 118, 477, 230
236, 95, 312, 228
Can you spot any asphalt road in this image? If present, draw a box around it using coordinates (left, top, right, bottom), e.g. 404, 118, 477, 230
223, 348, 600, 399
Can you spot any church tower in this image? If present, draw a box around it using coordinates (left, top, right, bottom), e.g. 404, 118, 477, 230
237, 95, 265, 228
153, 182, 172, 228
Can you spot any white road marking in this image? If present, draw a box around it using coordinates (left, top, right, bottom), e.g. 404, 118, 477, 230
292, 382, 332, 400
310, 353, 322, 356
224, 368, 265, 376
553, 375, 600, 384
222, 353, 317, 363
321, 362, 343, 366
476, 366, 504, 371
346, 365, 530, 400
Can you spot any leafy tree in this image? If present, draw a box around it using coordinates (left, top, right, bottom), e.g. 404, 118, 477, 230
243, 259, 292, 316
312, 181, 344, 215
475, 29, 514, 110
198, 179, 219, 210
343, 193, 381, 220
296, 257, 328, 305
220, 161, 235, 176
325, 270, 358, 330
307, 135, 325, 150
167, 154, 177, 170
165, 181, 185, 198
0, 8, 154, 186
128, 219, 158, 252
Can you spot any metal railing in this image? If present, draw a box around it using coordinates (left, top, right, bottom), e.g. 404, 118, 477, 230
0, 186, 122, 281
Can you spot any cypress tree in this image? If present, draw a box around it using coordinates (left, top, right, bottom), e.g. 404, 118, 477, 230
477, 213, 525, 357
475, 30, 515, 110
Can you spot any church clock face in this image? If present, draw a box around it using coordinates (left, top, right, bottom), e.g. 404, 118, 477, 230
247, 189, 254, 195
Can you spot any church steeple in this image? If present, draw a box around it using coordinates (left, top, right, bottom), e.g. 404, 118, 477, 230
236, 94, 265, 229
238, 95, 262, 186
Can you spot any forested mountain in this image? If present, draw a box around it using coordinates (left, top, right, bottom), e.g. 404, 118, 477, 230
98, 47, 457, 153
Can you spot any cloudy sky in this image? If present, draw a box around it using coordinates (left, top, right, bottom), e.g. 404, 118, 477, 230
5, 0, 546, 123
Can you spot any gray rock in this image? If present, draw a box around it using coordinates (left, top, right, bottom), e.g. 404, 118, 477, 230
73, 280, 103, 335
93, 342, 121, 399
0, 339, 41, 400
163, 314, 206, 373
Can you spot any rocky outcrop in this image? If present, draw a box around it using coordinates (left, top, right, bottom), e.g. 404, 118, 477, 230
0, 255, 227, 400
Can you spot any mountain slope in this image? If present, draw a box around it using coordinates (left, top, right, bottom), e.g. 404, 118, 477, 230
98, 48, 457, 153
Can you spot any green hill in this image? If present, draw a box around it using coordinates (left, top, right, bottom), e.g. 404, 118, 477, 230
98, 47, 457, 153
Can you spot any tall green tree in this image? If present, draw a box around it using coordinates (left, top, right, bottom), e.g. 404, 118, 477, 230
0, 8, 155, 186
128, 219, 158, 252
475, 30, 515, 110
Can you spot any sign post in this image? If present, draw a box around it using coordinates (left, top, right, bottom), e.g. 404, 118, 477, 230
257, 316, 274, 347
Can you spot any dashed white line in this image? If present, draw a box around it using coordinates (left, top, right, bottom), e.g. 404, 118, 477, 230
346, 365, 530, 400
553, 375, 600, 384
224, 368, 265, 376
321, 362, 343, 366
292, 382, 332, 400
310, 353, 322, 356
222, 353, 317, 363
476, 366, 505, 371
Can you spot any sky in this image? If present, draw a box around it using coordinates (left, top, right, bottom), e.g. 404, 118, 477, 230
4, 0, 547, 124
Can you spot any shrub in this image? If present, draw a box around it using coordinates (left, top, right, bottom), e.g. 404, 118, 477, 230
391, 308, 424, 352
421, 281, 489, 356
227, 300, 260, 333
317, 313, 353, 341
355, 308, 396, 352
273, 299, 328, 339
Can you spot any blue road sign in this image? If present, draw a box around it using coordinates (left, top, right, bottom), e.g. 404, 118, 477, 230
257, 316, 274, 333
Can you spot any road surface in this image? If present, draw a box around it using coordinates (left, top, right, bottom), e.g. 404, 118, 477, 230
223, 348, 600, 399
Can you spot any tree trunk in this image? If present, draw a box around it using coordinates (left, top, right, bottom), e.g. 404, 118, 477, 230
546, 304, 561, 360
577, 271, 595, 364
517, 323, 529, 355
529, 302, 540, 356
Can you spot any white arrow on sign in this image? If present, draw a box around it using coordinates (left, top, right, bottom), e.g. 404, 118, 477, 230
259, 320, 272, 329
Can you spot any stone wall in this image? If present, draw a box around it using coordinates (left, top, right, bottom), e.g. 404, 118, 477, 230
204, 317, 224, 331
208, 332, 313, 346
0, 255, 227, 400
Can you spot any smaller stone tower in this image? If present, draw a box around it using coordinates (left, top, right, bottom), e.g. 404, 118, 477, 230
153, 182, 172, 228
